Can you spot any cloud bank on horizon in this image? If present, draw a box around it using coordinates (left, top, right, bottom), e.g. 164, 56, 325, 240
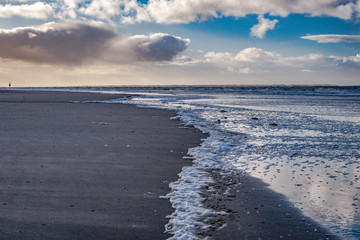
0, 0, 359, 86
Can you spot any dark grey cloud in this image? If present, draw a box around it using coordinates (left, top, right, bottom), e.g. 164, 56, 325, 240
0, 21, 189, 65
136, 35, 188, 61
0, 22, 116, 65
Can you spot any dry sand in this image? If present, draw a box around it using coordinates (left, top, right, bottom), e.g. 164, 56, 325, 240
0, 90, 207, 240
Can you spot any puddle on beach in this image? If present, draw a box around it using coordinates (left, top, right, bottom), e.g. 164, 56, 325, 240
234, 155, 360, 238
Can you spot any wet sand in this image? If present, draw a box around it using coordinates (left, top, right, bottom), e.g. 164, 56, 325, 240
200, 170, 340, 240
0, 90, 207, 239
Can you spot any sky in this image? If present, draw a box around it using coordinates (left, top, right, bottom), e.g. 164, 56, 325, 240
0, 0, 359, 87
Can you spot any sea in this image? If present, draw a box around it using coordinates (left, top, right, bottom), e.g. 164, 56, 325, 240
55, 86, 360, 239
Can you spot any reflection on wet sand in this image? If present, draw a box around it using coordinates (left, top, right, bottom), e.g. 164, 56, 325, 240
236, 156, 360, 238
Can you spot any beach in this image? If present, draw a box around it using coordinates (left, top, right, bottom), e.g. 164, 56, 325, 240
0, 90, 207, 239
0, 89, 346, 239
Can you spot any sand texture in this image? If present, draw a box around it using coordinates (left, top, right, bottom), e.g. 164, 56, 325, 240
0, 90, 207, 240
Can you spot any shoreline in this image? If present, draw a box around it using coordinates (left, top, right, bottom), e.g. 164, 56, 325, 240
0, 90, 207, 239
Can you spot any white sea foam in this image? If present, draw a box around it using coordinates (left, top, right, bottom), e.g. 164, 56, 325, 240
70, 86, 360, 240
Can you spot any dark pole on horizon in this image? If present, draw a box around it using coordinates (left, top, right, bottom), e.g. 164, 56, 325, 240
8, 81, 11, 90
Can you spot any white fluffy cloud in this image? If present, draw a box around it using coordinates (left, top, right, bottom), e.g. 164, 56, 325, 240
2, 1, 359, 22
0, 2, 53, 19
190, 47, 360, 75
122, 0, 358, 23
204, 48, 281, 65
61, 0, 83, 19
235, 47, 280, 62
301, 34, 360, 43
78, 0, 123, 19
0, 21, 190, 65
250, 15, 278, 39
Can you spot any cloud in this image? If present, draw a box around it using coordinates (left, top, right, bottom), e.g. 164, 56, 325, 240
334, 53, 360, 68
61, 0, 83, 19
301, 34, 360, 43
0, 22, 116, 65
98, 0, 358, 23
160, 48, 360, 85
4, 1, 358, 22
250, 15, 278, 39
194, 47, 282, 74
190, 47, 360, 75
203, 48, 281, 64
357, 1, 360, 18
104, 33, 190, 63
0, 2, 53, 19
204, 52, 233, 62
78, 0, 123, 19
235, 47, 280, 62
0, 21, 189, 65
132, 34, 189, 61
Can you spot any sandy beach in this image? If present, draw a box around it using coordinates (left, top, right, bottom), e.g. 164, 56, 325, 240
0, 90, 207, 239
0, 90, 341, 240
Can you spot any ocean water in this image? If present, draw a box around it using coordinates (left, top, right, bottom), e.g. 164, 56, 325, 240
77, 86, 359, 239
